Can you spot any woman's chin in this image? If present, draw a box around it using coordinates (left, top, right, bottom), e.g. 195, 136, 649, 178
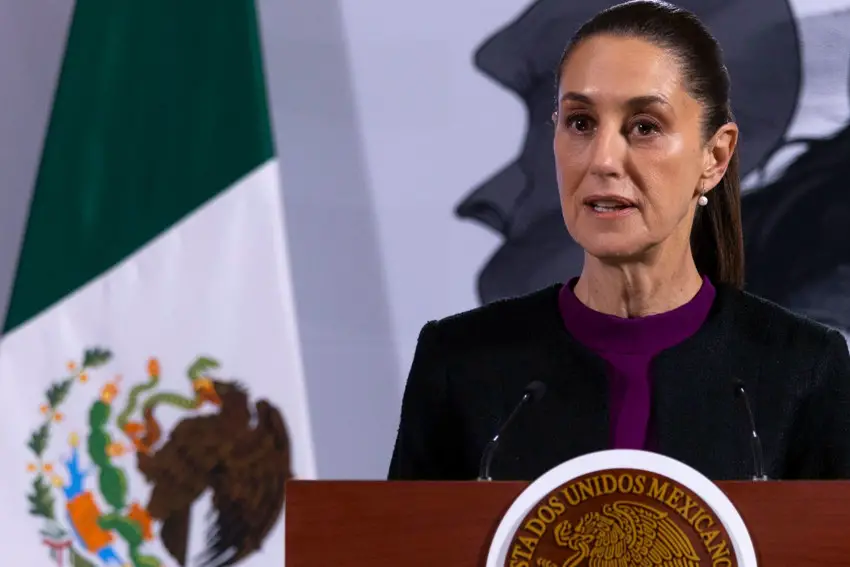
579, 238, 649, 264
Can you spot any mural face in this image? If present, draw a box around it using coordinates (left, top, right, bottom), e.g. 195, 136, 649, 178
457, 0, 850, 335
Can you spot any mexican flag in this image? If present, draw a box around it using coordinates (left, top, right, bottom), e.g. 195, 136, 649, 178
0, 3, 316, 567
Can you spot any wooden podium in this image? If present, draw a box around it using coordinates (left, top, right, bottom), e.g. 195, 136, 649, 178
286, 480, 850, 566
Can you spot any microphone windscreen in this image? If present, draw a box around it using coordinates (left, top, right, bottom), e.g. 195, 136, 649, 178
525, 380, 547, 403
733, 379, 746, 397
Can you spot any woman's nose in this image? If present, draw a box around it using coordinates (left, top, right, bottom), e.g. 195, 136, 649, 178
587, 125, 627, 179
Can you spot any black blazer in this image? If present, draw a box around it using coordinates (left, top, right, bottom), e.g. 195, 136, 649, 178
387, 283, 850, 481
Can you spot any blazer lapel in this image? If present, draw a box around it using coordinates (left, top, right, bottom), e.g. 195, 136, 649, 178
525, 324, 611, 474
491, 306, 611, 480
651, 299, 759, 480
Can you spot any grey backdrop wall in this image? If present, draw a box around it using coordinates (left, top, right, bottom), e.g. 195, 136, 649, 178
257, 0, 402, 479
0, 0, 74, 325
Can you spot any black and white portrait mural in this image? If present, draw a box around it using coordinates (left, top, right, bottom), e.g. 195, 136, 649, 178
456, 0, 850, 338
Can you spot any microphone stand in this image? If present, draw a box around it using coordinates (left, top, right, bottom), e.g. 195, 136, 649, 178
478, 381, 546, 481
735, 380, 770, 482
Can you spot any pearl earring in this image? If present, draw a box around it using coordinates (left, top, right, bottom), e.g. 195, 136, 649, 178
698, 193, 708, 206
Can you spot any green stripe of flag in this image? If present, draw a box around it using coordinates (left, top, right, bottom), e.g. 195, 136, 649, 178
4, 1, 275, 332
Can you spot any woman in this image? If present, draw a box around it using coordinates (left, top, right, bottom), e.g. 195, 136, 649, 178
455, 0, 799, 305
388, 0, 850, 481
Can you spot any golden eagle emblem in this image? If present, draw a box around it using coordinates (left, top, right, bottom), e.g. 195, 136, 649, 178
135, 379, 293, 567
553, 501, 700, 567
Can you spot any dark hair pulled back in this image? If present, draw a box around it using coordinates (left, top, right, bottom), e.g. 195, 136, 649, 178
556, 0, 744, 288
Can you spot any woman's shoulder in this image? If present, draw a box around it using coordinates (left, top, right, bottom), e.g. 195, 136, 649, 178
423, 284, 564, 348
717, 284, 849, 358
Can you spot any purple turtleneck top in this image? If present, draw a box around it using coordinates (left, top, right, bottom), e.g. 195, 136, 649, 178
558, 276, 716, 450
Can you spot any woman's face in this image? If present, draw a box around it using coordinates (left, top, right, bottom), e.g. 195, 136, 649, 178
554, 34, 735, 262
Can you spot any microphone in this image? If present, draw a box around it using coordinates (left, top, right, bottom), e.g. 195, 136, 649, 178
478, 380, 547, 481
733, 380, 769, 481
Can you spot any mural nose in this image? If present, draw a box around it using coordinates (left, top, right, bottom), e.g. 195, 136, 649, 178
456, 161, 526, 237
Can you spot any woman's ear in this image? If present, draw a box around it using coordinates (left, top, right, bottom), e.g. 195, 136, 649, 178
701, 123, 739, 191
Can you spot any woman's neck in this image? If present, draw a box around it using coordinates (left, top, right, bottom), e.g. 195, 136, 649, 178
573, 252, 704, 318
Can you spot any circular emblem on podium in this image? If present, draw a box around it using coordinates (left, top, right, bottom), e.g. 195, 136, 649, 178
486, 450, 757, 567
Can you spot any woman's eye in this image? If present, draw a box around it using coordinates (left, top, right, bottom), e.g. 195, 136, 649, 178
565, 114, 594, 133
632, 120, 660, 136
562, 114, 660, 137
